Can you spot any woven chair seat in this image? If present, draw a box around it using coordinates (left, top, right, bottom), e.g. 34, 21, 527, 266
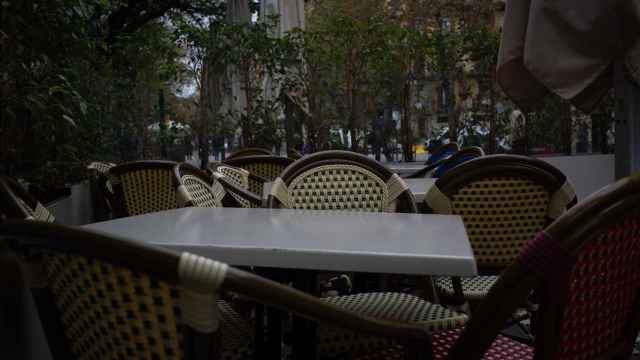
434, 275, 499, 301
218, 301, 254, 360
318, 292, 467, 356
351, 328, 533, 360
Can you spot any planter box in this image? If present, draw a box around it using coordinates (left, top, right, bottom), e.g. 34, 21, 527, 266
46, 180, 95, 225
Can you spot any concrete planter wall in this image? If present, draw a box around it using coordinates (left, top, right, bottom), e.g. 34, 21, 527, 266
537, 154, 615, 201
46, 180, 95, 225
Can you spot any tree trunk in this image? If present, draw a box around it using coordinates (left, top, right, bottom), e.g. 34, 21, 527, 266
401, 81, 414, 162
488, 82, 497, 154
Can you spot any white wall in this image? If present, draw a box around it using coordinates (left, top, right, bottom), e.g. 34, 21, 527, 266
537, 154, 615, 201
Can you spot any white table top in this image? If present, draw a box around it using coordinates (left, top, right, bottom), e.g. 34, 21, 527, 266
83, 208, 476, 276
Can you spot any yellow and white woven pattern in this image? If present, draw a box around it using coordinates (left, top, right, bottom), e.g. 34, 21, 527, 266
239, 162, 286, 194
427, 176, 551, 268
25, 202, 55, 223
180, 175, 225, 208
216, 166, 250, 190
117, 169, 178, 216
434, 276, 499, 301
319, 292, 467, 356
271, 165, 404, 212
43, 253, 251, 360
87, 162, 115, 175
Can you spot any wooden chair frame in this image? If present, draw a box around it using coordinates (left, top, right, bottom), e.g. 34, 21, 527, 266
267, 150, 418, 213
447, 173, 640, 359
225, 147, 271, 160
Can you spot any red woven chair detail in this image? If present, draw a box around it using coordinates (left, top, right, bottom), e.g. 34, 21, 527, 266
517, 231, 573, 294
431, 328, 533, 360
555, 217, 640, 360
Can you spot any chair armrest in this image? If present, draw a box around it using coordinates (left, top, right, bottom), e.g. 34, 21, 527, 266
216, 176, 263, 208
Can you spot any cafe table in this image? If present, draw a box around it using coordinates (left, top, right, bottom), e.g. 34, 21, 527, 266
84, 207, 475, 359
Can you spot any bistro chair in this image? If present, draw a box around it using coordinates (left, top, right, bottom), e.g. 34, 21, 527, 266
87, 162, 117, 221
0, 220, 466, 360
425, 155, 576, 308
175, 163, 225, 208
0, 176, 55, 222
267, 150, 417, 213
266, 151, 470, 357
404, 147, 485, 179
432, 172, 640, 359
211, 172, 263, 208
108, 161, 180, 217
211, 164, 250, 190
225, 147, 271, 160
223, 155, 293, 195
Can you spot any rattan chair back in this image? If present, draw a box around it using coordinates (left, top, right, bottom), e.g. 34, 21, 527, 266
175, 163, 225, 208
214, 165, 250, 190
223, 155, 293, 194
109, 161, 180, 217
267, 150, 417, 213
87, 161, 116, 174
225, 147, 271, 160
211, 172, 262, 208
0, 221, 251, 359
0, 176, 55, 222
425, 155, 576, 270
447, 173, 640, 360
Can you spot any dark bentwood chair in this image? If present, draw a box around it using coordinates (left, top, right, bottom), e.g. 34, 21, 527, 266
223, 155, 294, 195
109, 161, 180, 217
432, 172, 640, 359
175, 163, 225, 208
2, 221, 462, 360
404, 147, 485, 179
225, 147, 271, 160
0, 176, 55, 222
425, 155, 577, 307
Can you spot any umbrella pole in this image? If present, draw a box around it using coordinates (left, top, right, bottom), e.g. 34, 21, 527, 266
614, 60, 640, 179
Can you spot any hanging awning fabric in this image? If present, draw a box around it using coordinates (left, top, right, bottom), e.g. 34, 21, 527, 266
497, 0, 640, 113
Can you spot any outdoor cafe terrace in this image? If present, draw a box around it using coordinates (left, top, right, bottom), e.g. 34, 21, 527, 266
2, 1, 640, 360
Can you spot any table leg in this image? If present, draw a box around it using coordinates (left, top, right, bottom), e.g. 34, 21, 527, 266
417, 276, 440, 303
291, 269, 318, 360
255, 268, 284, 360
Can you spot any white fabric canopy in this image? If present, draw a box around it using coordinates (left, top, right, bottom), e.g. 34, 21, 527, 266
497, 0, 640, 113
